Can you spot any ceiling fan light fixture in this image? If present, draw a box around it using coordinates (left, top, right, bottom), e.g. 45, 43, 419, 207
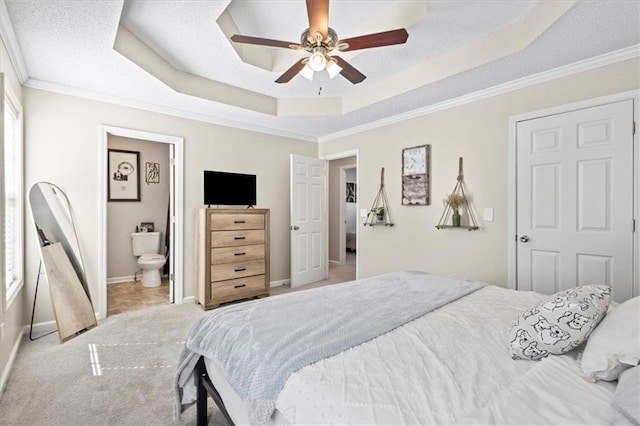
300, 63, 315, 81
308, 51, 327, 72
326, 59, 342, 79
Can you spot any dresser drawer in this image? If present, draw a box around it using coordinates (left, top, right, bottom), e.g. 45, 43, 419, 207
211, 244, 264, 265
211, 275, 266, 299
211, 259, 265, 282
210, 213, 264, 231
210, 229, 265, 248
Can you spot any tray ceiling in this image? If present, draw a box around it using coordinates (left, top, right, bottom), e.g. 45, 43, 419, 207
4, 0, 640, 141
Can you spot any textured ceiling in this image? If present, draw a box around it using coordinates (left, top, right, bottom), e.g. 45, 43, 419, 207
4, 0, 640, 141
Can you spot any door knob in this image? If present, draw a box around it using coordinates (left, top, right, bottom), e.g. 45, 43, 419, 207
519, 235, 530, 243
290, 225, 299, 231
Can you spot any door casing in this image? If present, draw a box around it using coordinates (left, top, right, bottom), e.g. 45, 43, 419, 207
98, 125, 184, 319
508, 90, 639, 297
321, 150, 360, 281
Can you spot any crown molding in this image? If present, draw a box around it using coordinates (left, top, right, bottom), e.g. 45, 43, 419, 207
19, 43, 640, 145
318, 44, 640, 143
22, 78, 318, 143
0, 0, 29, 83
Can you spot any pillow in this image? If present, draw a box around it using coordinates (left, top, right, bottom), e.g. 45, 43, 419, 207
508, 285, 611, 361
612, 366, 640, 424
581, 296, 640, 381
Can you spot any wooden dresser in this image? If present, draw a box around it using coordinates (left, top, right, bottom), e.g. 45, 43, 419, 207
195, 208, 270, 309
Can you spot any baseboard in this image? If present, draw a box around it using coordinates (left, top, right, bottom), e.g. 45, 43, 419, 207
182, 296, 195, 304
328, 259, 340, 265
0, 329, 23, 395
22, 319, 57, 337
270, 279, 290, 288
107, 275, 135, 284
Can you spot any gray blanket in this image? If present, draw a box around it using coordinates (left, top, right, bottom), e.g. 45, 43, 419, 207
175, 271, 483, 424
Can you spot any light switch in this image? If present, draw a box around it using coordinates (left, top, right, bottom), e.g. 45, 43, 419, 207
483, 208, 494, 222
360, 209, 368, 218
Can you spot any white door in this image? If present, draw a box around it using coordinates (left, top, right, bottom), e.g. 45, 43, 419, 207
516, 100, 634, 302
290, 154, 327, 287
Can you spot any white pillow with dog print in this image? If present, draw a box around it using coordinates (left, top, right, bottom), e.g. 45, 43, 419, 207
508, 285, 611, 361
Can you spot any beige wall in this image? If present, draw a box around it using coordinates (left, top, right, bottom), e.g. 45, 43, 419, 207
107, 136, 170, 280
23, 88, 317, 322
328, 156, 356, 262
319, 58, 640, 287
0, 38, 25, 393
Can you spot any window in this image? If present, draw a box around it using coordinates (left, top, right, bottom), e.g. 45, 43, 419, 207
3, 84, 23, 304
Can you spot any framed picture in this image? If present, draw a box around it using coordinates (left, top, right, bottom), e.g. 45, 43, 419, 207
346, 182, 356, 203
145, 161, 160, 184
402, 144, 430, 205
108, 149, 140, 201
140, 222, 155, 232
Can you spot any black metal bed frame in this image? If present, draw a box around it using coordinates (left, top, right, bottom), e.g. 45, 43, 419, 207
195, 356, 235, 426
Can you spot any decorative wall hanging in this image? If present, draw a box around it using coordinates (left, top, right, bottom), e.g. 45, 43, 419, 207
108, 149, 140, 201
145, 161, 160, 184
436, 157, 479, 230
140, 222, 155, 232
346, 182, 356, 203
402, 144, 430, 205
364, 168, 394, 226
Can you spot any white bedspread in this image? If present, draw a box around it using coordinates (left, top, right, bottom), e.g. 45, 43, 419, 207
272, 285, 620, 425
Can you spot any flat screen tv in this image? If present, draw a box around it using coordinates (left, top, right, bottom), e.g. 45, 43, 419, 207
204, 170, 256, 207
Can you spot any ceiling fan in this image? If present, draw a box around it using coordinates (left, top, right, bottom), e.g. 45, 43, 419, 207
230, 0, 409, 84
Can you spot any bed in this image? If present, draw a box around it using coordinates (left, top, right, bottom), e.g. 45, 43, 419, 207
174, 271, 638, 425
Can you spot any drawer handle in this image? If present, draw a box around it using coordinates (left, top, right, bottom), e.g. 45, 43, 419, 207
234, 220, 246, 224
234, 252, 246, 256
234, 267, 246, 272
234, 236, 246, 240
234, 284, 246, 289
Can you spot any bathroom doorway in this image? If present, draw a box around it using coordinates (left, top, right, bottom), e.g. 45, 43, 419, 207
99, 126, 184, 319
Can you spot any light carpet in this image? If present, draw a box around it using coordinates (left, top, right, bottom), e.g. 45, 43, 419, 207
1, 256, 356, 425
0, 303, 227, 425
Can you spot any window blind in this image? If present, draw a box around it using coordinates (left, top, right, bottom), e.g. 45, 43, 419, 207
3, 98, 18, 289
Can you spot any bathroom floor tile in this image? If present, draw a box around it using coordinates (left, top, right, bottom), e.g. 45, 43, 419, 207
107, 280, 170, 317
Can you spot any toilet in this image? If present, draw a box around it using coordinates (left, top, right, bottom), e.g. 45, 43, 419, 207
131, 231, 167, 287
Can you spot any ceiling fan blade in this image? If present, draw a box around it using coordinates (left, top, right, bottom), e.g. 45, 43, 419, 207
338, 28, 408, 51
231, 34, 301, 49
306, 0, 329, 40
275, 59, 307, 84
332, 56, 366, 84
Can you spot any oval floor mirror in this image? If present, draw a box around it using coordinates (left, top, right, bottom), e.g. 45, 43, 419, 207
28, 182, 97, 342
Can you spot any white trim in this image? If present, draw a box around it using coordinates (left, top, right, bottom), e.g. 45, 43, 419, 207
21, 319, 56, 336
270, 279, 290, 288
5, 279, 22, 308
320, 150, 360, 280
15, 45, 639, 144
98, 125, 185, 320
3, 81, 24, 309
0, 0, 29, 83
336, 164, 357, 265
0, 326, 22, 394
182, 296, 195, 304
508, 90, 640, 295
322, 149, 359, 161
107, 275, 135, 285
23, 79, 318, 143
319, 45, 640, 143
507, 115, 518, 290
328, 259, 340, 265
